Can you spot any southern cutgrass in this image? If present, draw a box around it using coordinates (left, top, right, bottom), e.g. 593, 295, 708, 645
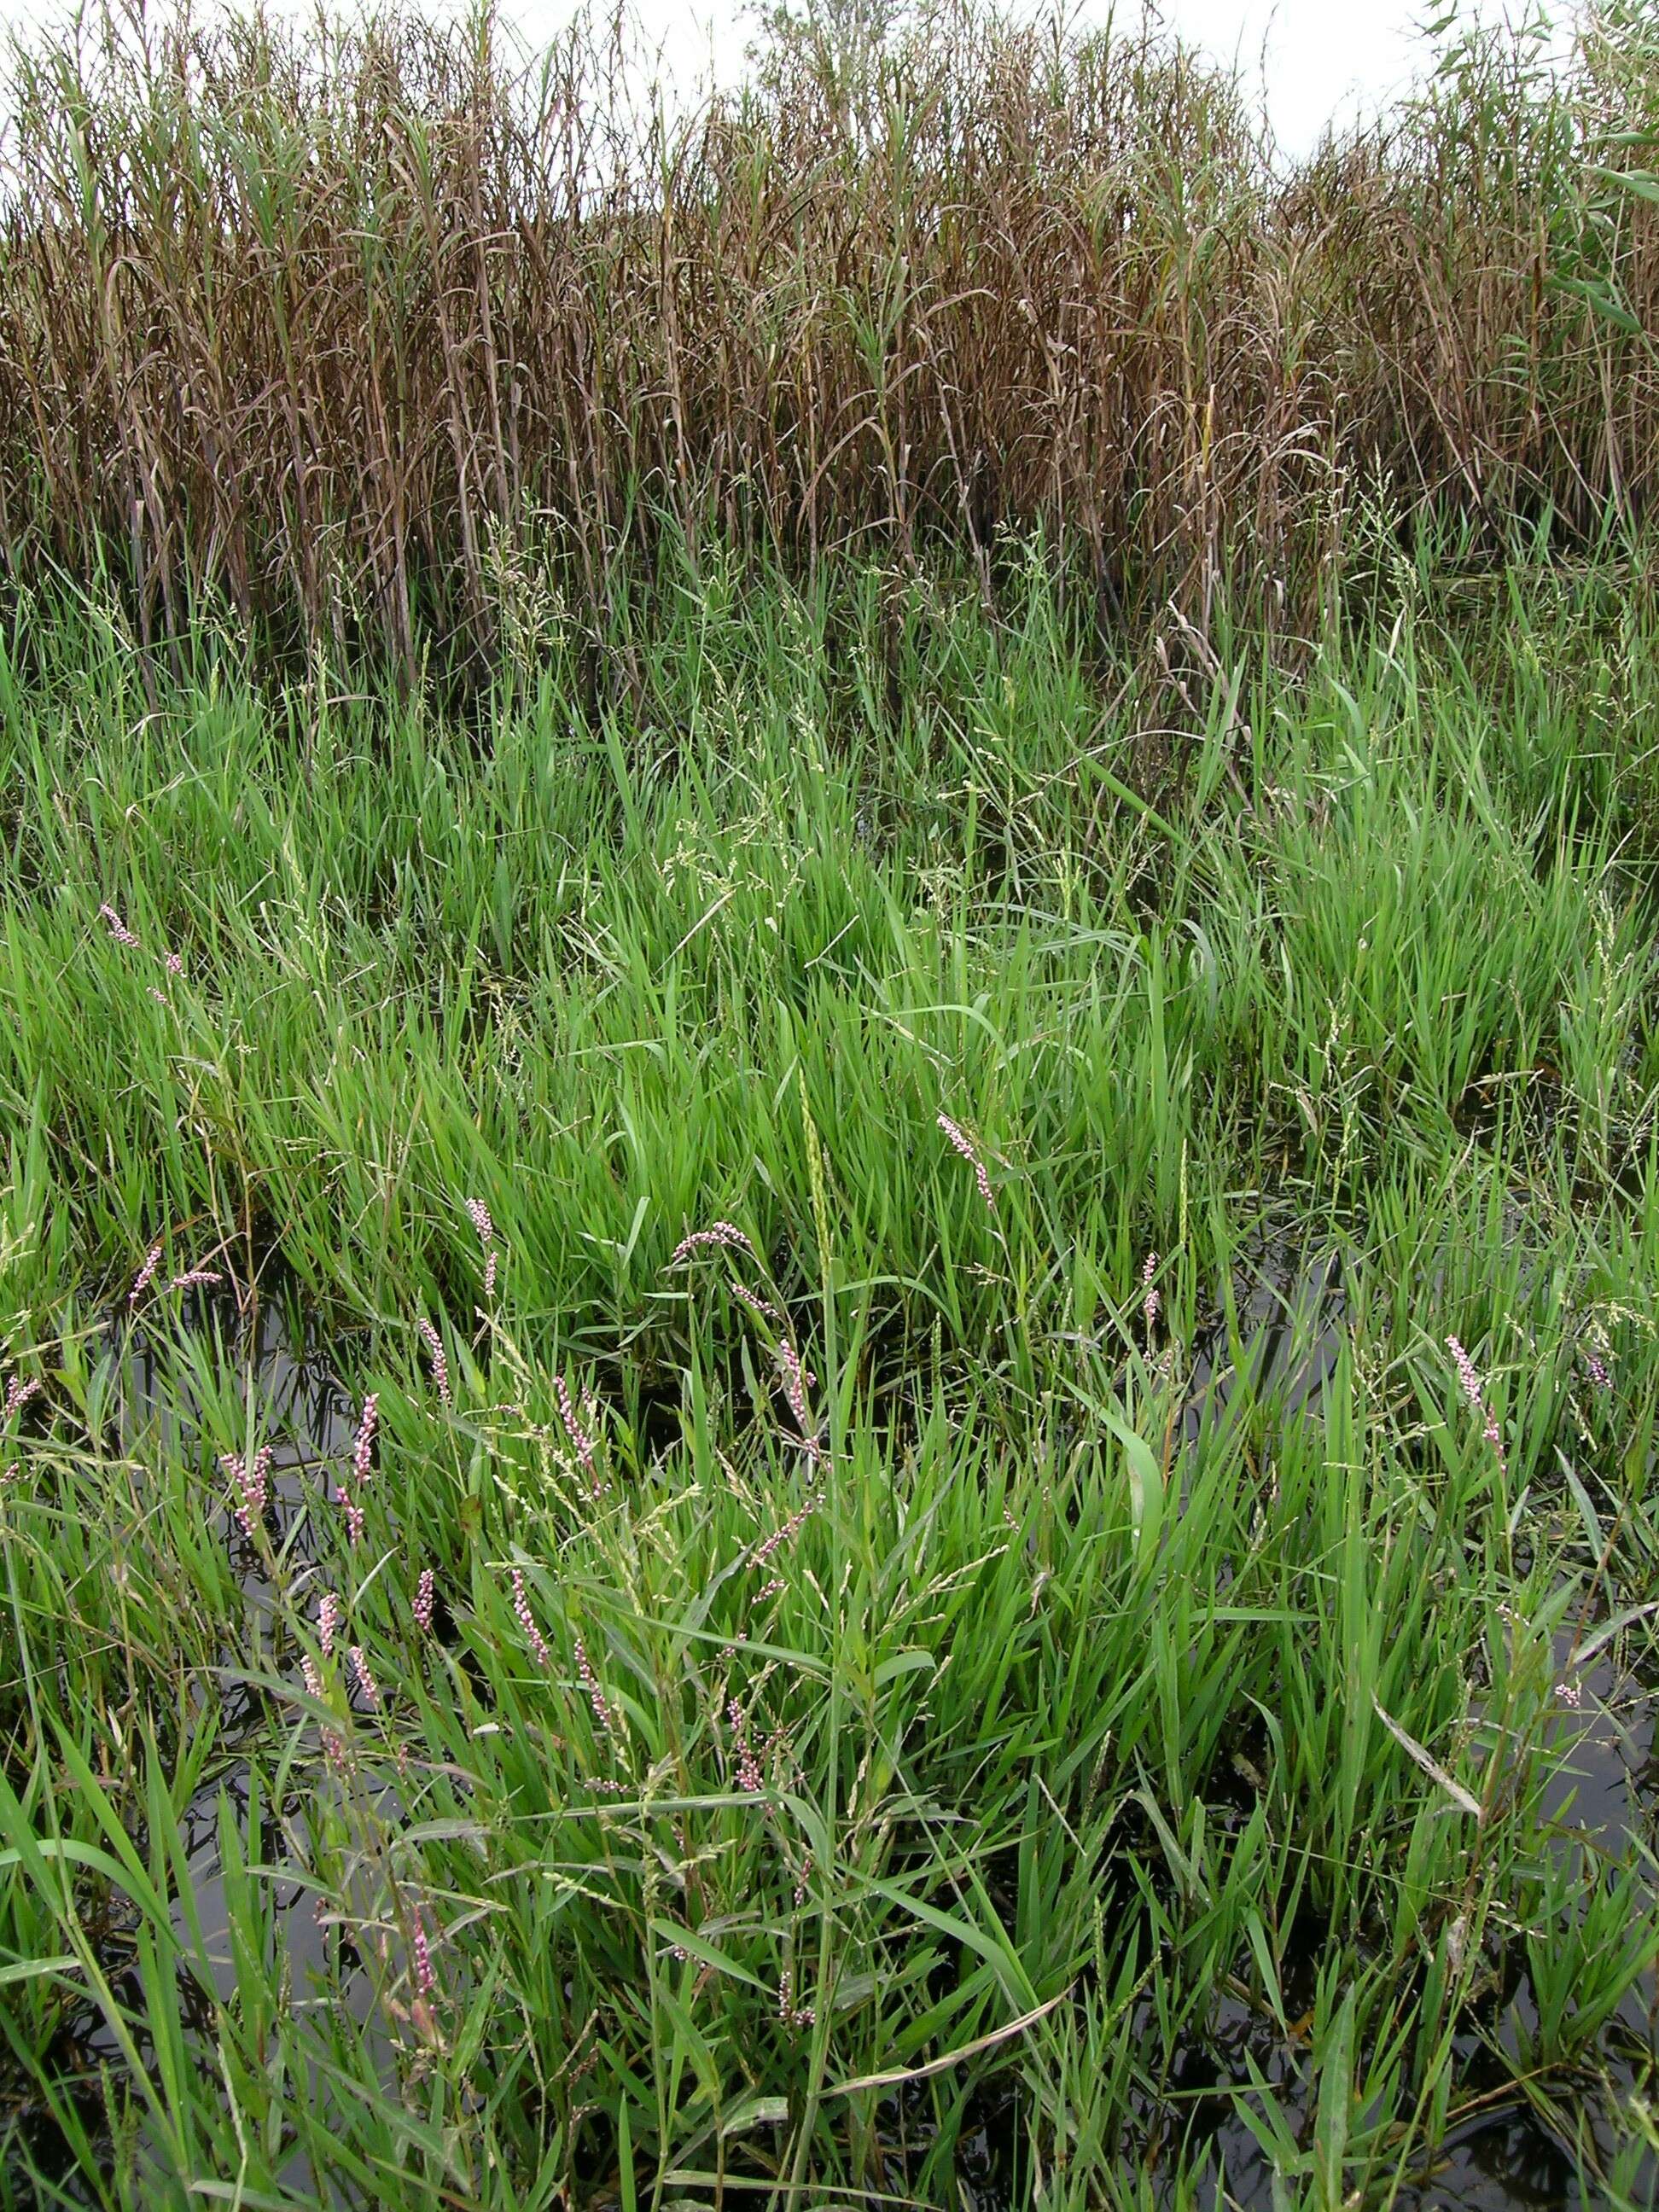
2, 530, 1659, 2204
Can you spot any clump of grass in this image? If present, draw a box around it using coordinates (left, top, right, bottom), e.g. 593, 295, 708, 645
0, 0, 1655, 677
2, 532, 1659, 2204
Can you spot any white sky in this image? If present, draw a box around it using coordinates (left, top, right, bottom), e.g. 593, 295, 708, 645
0, 0, 1576, 160
493, 0, 1576, 158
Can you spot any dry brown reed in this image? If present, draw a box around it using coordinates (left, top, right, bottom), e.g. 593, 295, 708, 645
0, 0, 1654, 676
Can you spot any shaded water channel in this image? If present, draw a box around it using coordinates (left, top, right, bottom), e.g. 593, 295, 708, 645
8, 1254, 1659, 2209
1124, 1237, 1659, 2209
1, 1285, 393, 2203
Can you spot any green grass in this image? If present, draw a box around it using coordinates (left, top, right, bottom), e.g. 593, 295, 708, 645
3, 536, 1659, 2208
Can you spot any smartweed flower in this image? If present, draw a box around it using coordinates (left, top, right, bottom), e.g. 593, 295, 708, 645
318, 1590, 341, 1657
729, 1280, 786, 1328
511, 1568, 550, 1667
728, 1697, 762, 1792
335, 1486, 365, 1544
412, 1915, 436, 1996
3, 1373, 40, 1420
99, 903, 140, 947
352, 1394, 379, 1483
575, 1634, 614, 1738
669, 1221, 755, 1265
129, 1243, 165, 1307
1142, 1250, 1161, 1346
414, 1567, 435, 1633
1447, 1335, 1506, 1475
166, 1268, 222, 1294
556, 1375, 602, 1495
465, 1200, 499, 1296
937, 1114, 995, 1210
351, 1646, 381, 1709
221, 1444, 273, 1541
417, 1320, 451, 1406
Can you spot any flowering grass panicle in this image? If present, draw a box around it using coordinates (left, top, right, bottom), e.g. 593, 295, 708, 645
417, 1320, 451, 1406
938, 1113, 995, 1210
777, 1963, 815, 2029
751, 1496, 816, 1601
511, 1568, 550, 1667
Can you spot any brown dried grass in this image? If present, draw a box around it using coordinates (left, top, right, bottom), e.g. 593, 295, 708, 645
0, 0, 1654, 676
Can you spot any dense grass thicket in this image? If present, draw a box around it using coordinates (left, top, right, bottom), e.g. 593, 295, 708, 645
1, 532, 1658, 2207
0, 0, 1656, 673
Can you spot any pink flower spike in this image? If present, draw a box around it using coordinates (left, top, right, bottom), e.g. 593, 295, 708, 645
417, 1320, 451, 1407
335, 1486, 365, 1545
300, 1654, 325, 1700
556, 1376, 602, 1495
484, 1249, 498, 1300
937, 1114, 995, 1210
465, 1198, 495, 1249
775, 1342, 823, 1460
350, 1645, 381, 1709
352, 1394, 379, 1484
166, 1268, 223, 1294
575, 1635, 614, 1738
99, 903, 140, 947
129, 1243, 165, 1307
510, 1568, 550, 1667
1446, 1335, 1506, 1476
412, 1915, 436, 1996
3, 1374, 40, 1420
164, 951, 184, 977
729, 1280, 786, 1329
317, 1591, 341, 1657
414, 1567, 435, 1633
668, 1221, 755, 1266
728, 1697, 763, 1792
221, 1445, 270, 1541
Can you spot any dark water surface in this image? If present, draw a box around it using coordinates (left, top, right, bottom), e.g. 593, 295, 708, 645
2, 1286, 389, 2204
